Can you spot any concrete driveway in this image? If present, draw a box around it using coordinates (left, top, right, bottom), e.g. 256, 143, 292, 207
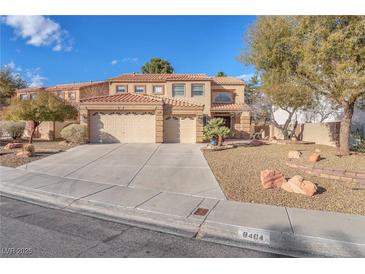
19, 144, 225, 199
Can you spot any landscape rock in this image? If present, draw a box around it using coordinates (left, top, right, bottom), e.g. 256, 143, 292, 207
250, 139, 264, 146
16, 151, 31, 158
281, 175, 317, 196
4, 143, 23, 150
288, 150, 301, 159
260, 169, 286, 189
308, 152, 321, 162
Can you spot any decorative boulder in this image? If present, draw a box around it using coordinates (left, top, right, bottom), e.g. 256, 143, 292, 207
4, 143, 23, 150
281, 175, 317, 196
260, 169, 286, 189
16, 151, 31, 158
288, 150, 301, 159
308, 153, 321, 162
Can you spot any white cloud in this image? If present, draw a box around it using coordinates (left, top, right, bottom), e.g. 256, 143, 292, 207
2, 61, 46, 87
236, 73, 254, 82
4, 61, 22, 74
26, 68, 47, 87
111, 59, 118, 65
121, 57, 139, 63
3, 16, 72, 51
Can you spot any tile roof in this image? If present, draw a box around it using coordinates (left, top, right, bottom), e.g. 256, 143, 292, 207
212, 77, 245, 85
211, 103, 251, 111
110, 73, 210, 82
46, 81, 104, 91
146, 95, 204, 108
16, 87, 44, 93
80, 93, 204, 108
80, 93, 162, 104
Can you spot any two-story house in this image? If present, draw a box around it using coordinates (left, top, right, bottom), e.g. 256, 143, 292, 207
79, 73, 251, 143
15, 73, 251, 143
15, 82, 109, 140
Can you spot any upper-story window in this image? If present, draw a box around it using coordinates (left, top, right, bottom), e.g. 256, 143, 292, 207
152, 85, 164, 95
192, 84, 204, 96
116, 85, 127, 93
213, 92, 232, 103
172, 84, 185, 97
134, 85, 145, 93
68, 91, 76, 100
53, 91, 64, 99
19, 94, 29, 100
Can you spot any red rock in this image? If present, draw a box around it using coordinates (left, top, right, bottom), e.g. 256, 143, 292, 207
308, 153, 321, 162
4, 143, 23, 150
281, 175, 317, 196
16, 151, 31, 158
260, 169, 286, 189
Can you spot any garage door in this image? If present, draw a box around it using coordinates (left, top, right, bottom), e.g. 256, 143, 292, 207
164, 116, 196, 143
90, 111, 156, 143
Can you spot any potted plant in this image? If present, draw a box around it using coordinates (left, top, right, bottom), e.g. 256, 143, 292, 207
203, 118, 230, 146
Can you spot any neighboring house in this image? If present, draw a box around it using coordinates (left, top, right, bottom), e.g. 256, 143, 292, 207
15, 74, 251, 143
15, 82, 109, 140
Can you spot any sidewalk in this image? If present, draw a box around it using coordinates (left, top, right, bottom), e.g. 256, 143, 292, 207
1, 166, 364, 257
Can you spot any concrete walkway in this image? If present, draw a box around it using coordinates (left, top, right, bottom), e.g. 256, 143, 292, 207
17, 144, 225, 200
1, 165, 364, 257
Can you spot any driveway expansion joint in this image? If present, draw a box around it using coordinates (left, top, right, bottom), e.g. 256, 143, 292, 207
63, 144, 125, 178
125, 144, 161, 187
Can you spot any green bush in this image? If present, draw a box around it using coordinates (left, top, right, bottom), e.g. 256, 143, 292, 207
2, 121, 25, 140
60, 123, 87, 144
203, 118, 230, 146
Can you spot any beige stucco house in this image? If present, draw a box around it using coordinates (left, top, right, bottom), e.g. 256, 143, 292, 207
16, 73, 251, 143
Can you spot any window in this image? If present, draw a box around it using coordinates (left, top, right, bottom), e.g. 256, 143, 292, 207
30, 93, 37, 100
53, 91, 64, 99
172, 84, 185, 97
68, 91, 76, 100
152, 85, 164, 94
134, 85, 145, 93
116, 85, 127, 93
192, 84, 204, 96
19, 94, 29, 100
214, 92, 232, 103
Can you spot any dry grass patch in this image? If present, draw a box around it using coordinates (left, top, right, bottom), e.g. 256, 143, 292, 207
203, 143, 365, 215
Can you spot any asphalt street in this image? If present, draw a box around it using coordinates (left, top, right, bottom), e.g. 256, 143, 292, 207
0, 195, 285, 258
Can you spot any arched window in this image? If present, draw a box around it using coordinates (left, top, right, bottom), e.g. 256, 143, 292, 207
214, 93, 232, 103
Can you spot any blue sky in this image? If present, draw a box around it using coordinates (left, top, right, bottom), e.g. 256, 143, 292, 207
1, 16, 256, 87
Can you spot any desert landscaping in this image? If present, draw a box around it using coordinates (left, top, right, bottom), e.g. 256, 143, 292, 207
0, 139, 76, 168
203, 143, 365, 215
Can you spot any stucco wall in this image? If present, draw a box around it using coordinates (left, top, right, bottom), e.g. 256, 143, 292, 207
269, 122, 340, 146
109, 81, 212, 115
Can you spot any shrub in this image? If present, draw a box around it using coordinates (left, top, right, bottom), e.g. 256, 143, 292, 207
2, 121, 25, 140
22, 144, 35, 154
60, 123, 87, 144
203, 118, 230, 146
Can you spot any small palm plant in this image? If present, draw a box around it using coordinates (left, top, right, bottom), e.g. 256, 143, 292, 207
203, 118, 230, 146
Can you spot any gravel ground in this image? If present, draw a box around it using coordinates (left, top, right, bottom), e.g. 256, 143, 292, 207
0, 139, 76, 168
203, 143, 365, 215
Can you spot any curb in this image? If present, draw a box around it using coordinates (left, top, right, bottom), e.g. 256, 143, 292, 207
1, 184, 365, 258
198, 221, 365, 258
